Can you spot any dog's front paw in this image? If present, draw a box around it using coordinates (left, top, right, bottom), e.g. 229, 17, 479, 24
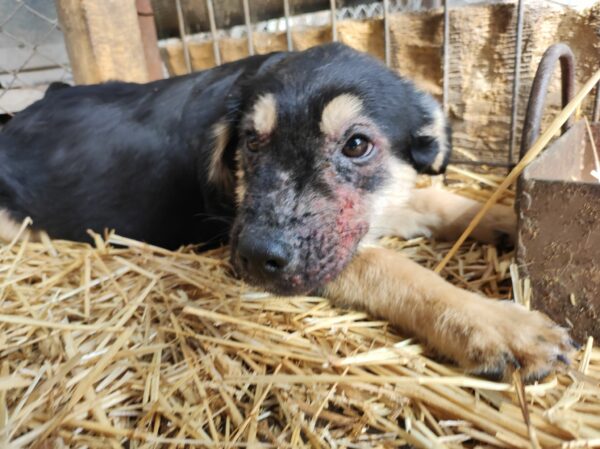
453, 300, 575, 382
471, 203, 516, 246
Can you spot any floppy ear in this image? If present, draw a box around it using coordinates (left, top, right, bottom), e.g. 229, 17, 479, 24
204, 52, 291, 193
409, 97, 452, 175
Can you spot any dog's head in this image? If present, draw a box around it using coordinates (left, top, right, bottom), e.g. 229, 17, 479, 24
218, 43, 450, 295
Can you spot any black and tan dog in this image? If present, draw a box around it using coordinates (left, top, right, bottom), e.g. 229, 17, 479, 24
0, 43, 574, 381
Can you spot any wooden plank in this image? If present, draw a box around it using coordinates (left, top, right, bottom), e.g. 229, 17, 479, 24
55, 0, 100, 84
55, 0, 149, 84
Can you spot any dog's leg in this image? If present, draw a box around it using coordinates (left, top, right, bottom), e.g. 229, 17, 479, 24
367, 187, 516, 245
410, 187, 516, 243
323, 246, 573, 381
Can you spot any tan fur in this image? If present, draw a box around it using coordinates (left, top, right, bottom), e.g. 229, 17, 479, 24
361, 159, 417, 246
409, 187, 516, 243
208, 121, 234, 190
235, 168, 246, 205
320, 94, 363, 137
416, 105, 449, 173
251, 93, 277, 135
324, 247, 573, 379
363, 186, 516, 245
0, 210, 38, 243
234, 151, 246, 205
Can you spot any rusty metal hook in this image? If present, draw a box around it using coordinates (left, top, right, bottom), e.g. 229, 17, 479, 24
519, 43, 576, 160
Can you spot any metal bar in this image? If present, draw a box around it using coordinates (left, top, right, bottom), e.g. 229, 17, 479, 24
136, 0, 164, 81
593, 81, 600, 122
283, 0, 293, 51
330, 0, 337, 42
175, 0, 192, 73
442, 0, 449, 114
449, 159, 514, 168
519, 43, 575, 160
242, 0, 255, 55
383, 0, 391, 67
206, 0, 222, 65
507, 0, 524, 169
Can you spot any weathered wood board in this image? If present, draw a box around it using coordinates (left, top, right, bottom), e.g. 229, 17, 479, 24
56, 0, 150, 84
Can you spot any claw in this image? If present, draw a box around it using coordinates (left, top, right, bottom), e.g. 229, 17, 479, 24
472, 353, 522, 381
473, 365, 506, 382
505, 353, 521, 369
569, 338, 582, 350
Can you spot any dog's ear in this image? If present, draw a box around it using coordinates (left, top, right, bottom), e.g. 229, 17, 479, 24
196, 53, 285, 192
409, 96, 451, 175
204, 52, 291, 193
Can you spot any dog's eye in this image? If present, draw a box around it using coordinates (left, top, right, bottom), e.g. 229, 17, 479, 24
245, 131, 260, 152
342, 135, 373, 158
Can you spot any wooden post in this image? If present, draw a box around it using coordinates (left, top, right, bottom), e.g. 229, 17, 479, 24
55, 0, 150, 84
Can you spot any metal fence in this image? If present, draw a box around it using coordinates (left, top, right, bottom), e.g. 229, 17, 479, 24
161, 0, 520, 168
157, 0, 599, 171
1, 0, 596, 170
0, 0, 71, 116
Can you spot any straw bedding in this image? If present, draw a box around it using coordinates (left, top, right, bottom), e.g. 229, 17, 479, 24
1, 169, 598, 449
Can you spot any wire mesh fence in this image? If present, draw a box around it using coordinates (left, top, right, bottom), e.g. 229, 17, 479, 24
0, 0, 71, 116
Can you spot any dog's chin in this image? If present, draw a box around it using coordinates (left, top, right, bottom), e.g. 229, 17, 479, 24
236, 269, 325, 297
250, 278, 316, 297
233, 258, 352, 297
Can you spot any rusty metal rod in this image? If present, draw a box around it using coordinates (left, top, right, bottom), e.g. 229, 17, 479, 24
175, 0, 192, 73
242, 0, 254, 55
136, 0, 163, 80
507, 0, 524, 169
519, 43, 575, 160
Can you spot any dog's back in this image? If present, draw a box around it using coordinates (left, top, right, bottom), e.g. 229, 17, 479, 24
0, 53, 280, 248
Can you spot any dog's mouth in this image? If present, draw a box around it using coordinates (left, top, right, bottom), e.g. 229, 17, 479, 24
230, 223, 367, 296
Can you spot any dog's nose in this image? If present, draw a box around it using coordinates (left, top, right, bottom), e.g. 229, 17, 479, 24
237, 232, 292, 279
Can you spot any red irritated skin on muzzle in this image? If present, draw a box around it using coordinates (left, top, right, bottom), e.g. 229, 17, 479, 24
230, 161, 373, 296
227, 44, 446, 295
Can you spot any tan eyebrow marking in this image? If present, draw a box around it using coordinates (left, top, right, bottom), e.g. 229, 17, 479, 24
251, 93, 277, 135
320, 94, 364, 137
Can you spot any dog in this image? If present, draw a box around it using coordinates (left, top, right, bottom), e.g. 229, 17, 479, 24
0, 43, 573, 381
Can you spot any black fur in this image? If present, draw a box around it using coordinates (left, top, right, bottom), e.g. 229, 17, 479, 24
0, 43, 449, 260
0, 53, 279, 248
